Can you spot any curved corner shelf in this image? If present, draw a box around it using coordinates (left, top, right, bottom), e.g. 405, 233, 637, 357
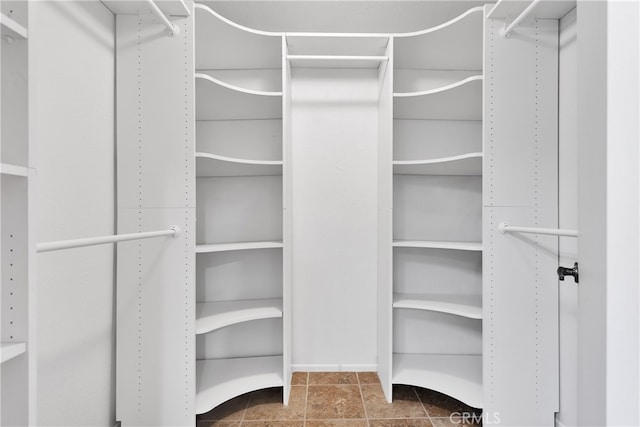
393, 152, 482, 176
196, 355, 283, 414
393, 293, 481, 320
1, 342, 27, 364
196, 152, 282, 177
1, 13, 28, 39
394, 7, 483, 71
393, 240, 482, 252
0, 163, 29, 177
393, 76, 482, 121
196, 73, 282, 121
196, 241, 283, 254
393, 353, 482, 409
394, 75, 483, 98
194, 3, 282, 71
196, 299, 283, 335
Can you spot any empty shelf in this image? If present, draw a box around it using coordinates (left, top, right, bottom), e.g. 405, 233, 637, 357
196, 73, 282, 121
196, 241, 283, 254
393, 76, 482, 121
393, 353, 482, 409
196, 152, 283, 177
0, 13, 27, 39
196, 299, 283, 335
286, 34, 389, 57
393, 152, 482, 176
0, 163, 29, 177
196, 355, 283, 414
394, 294, 482, 319
393, 241, 482, 251
195, 4, 281, 70
287, 55, 388, 69
394, 7, 483, 71
1, 342, 26, 363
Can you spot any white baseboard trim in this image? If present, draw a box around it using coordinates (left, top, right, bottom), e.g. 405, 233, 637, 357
292, 364, 377, 372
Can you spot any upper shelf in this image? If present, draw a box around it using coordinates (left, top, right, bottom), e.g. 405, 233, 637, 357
196, 152, 282, 177
394, 7, 483, 71
0, 163, 29, 177
195, 3, 282, 71
393, 240, 482, 252
488, 0, 576, 20
0, 13, 27, 39
196, 73, 282, 121
102, 0, 190, 17
393, 152, 482, 176
196, 299, 283, 335
393, 293, 482, 320
196, 241, 284, 254
393, 76, 482, 121
1, 342, 27, 364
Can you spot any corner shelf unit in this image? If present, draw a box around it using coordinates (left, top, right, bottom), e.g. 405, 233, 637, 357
390, 5, 484, 409
1, 2, 34, 424
194, 3, 288, 416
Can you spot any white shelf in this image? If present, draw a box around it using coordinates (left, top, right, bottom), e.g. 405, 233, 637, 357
393, 75, 482, 121
0, 13, 27, 39
394, 75, 483, 98
195, 4, 281, 71
196, 73, 282, 121
394, 7, 483, 71
196, 355, 283, 414
196, 241, 283, 254
196, 152, 282, 177
102, 0, 190, 17
393, 294, 482, 319
488, 0, 576, 20
393, 152, 482, 176
393, 353, 482, 408
393, 240, 482, 252
394, 70, 481, 95
1, 342, 26, 364
0, 163, 29, 177
287, 55, 388, 69
196, 299, 283, 335
286, 34, 389, 57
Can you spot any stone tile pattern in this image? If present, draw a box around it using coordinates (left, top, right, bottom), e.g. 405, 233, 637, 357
197, 372, 481, 427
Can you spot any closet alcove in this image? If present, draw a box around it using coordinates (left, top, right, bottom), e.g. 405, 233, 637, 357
110, 0, 571, 426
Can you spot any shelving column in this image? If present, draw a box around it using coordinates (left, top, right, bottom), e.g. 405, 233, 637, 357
0, 1, 34, 425
193, 4, 289, 414
389, 7, 484, 409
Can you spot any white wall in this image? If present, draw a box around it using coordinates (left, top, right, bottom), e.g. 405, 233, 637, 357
30, 1, 115, 425
557, 8, 578, 427
291, 69, 379, 370
578, 1, 640, 424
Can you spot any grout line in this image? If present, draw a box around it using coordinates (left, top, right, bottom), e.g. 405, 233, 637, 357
412, 386, 434, 425
357, 375, 371, 427
303, 372, 309, 426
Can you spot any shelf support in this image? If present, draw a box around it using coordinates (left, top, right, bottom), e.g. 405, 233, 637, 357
37, 226, 181, 253
146, 0, 179, 36
498, 222, 578, 237
500, 0, 541, 38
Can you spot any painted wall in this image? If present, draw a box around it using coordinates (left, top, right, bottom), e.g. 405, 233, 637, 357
30, 1, 115, 425
557, 8, 578, 427
291, 69, 379, 370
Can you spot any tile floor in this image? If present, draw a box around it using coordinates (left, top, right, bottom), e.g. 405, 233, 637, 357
197, 372, 482, 427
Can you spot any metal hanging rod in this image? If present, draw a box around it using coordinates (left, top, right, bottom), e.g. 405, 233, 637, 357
146, 0, 179, 36
498, 222, 578, 238
37, 226, 181, 253
500, 0, 541, 38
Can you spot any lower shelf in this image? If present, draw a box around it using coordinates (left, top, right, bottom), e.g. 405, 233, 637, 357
196, 355, 284, 414
1, 342, 27, 364
392, 353, 482, 409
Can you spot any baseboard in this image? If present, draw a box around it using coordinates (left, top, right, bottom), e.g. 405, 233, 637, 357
292, 364, 377, 372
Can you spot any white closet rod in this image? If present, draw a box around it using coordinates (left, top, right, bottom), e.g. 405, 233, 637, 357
500, 0, 541, 38
146, 0, 178, 36
37, 226, 181, 253
498, 222, 577, 237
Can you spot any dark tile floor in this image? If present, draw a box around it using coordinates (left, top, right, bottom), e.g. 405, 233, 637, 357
197, 372, 482, 427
